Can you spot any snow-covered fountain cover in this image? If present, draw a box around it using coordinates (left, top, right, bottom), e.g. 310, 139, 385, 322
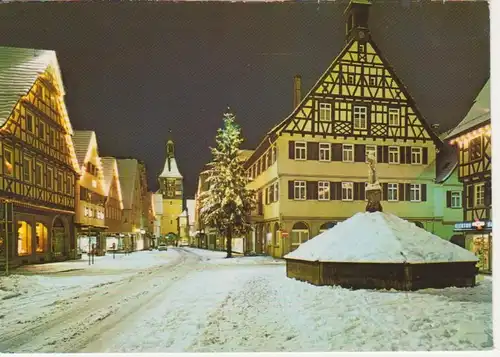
285, 212, 478, 264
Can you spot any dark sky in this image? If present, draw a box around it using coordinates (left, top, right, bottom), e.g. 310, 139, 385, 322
0, 1, 489, 198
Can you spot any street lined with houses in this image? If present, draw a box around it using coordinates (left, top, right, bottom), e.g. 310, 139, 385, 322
0, 0, 493, 353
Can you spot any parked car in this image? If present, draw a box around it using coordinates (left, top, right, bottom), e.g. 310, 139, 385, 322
158, 244, 168, 251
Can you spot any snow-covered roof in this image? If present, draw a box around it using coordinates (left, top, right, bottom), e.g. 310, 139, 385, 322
285, 212, 478, 264
446, 78, 490, 140
116, 159, 139, 210
72, 130, 95, 167
0, 46, 68, 130
0, 46, 80, 173
100, 157, 124, 209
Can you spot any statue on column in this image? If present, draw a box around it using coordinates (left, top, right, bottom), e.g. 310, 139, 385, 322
365, 152, 383, 213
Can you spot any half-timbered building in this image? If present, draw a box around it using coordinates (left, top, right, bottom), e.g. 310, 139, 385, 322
116, 158, 144, 251
72, 130, 108, 256
0, 47, 80, 268
101, 157, 124, 251
243, 0, 462, 258
446, 78, 491, 273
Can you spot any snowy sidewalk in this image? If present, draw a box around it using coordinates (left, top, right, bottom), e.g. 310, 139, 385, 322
10, 249, 179, 275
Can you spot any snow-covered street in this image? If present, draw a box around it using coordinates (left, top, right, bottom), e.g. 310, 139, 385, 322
0, 248, 493, 352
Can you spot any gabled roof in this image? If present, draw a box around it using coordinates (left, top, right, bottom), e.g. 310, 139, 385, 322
435, 141, 458, 184
446, 78, 490, 140
72, 130, 94, 167
101, 157, 124, 210
72, 130, 104, 184
0, 46, 80, 173
116, 158, 139, 210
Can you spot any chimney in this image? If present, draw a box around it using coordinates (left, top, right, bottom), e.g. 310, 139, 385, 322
431, 123, 440, 133
293, 75, 302, 109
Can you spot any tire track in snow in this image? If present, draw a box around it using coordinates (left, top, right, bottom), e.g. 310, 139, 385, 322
0, 249, 185, 353
82, 259, 256, 352
188, 266, 313, 353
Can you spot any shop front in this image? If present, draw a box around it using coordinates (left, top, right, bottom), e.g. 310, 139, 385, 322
454, 220, 492, 273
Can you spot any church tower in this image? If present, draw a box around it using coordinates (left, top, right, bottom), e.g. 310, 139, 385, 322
158, 133, 183, 237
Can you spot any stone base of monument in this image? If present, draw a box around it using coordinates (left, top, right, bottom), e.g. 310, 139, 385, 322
285, 259, 477, 291
365, 188, 383, 213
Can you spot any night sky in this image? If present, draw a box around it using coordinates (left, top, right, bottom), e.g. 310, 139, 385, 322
0, 1, 489, 197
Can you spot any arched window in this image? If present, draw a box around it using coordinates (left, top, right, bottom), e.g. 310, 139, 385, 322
319, 221, 337, 234
36, 223, 48, 253
291, 222, 309, 248
17, 221, 32, 256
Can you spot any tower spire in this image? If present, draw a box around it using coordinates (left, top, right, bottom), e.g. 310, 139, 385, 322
166, 128, 174, 172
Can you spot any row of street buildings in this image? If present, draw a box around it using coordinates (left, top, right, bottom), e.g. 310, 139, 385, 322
0, 46, 195, 270
193, 0, 492, 272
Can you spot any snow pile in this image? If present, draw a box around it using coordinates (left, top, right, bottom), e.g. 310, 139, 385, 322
285, 212, 478, 263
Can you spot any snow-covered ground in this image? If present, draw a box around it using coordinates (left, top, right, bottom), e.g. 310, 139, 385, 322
0, 249, 180, 348
184, 247, 284, 265
0, 247, 493, 352
12, 249, 179, 275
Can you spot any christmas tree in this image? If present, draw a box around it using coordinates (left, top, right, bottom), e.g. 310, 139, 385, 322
200, 109, 255, 258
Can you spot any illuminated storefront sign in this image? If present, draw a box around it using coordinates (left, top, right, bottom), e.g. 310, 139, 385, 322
454, 220, 492, 232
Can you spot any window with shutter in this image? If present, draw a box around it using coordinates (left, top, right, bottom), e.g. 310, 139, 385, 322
318, 181, 330, 200
410, 147, 423, 164
388, 146, 400, 164
387, 183, 398, 201
319, 143, 331, 161
365, 145, 376, 163
342, 144, 354, 162
288, 181, 294, 199
446, 191, 452, 208
450, 191, 462, 208
409, 184, 421, 202
341, 182, 354, 201
294, 181, 306, 200
295, 142, 307, 160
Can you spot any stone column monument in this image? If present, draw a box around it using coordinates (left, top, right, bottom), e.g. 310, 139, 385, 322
365, 152, 383, 213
